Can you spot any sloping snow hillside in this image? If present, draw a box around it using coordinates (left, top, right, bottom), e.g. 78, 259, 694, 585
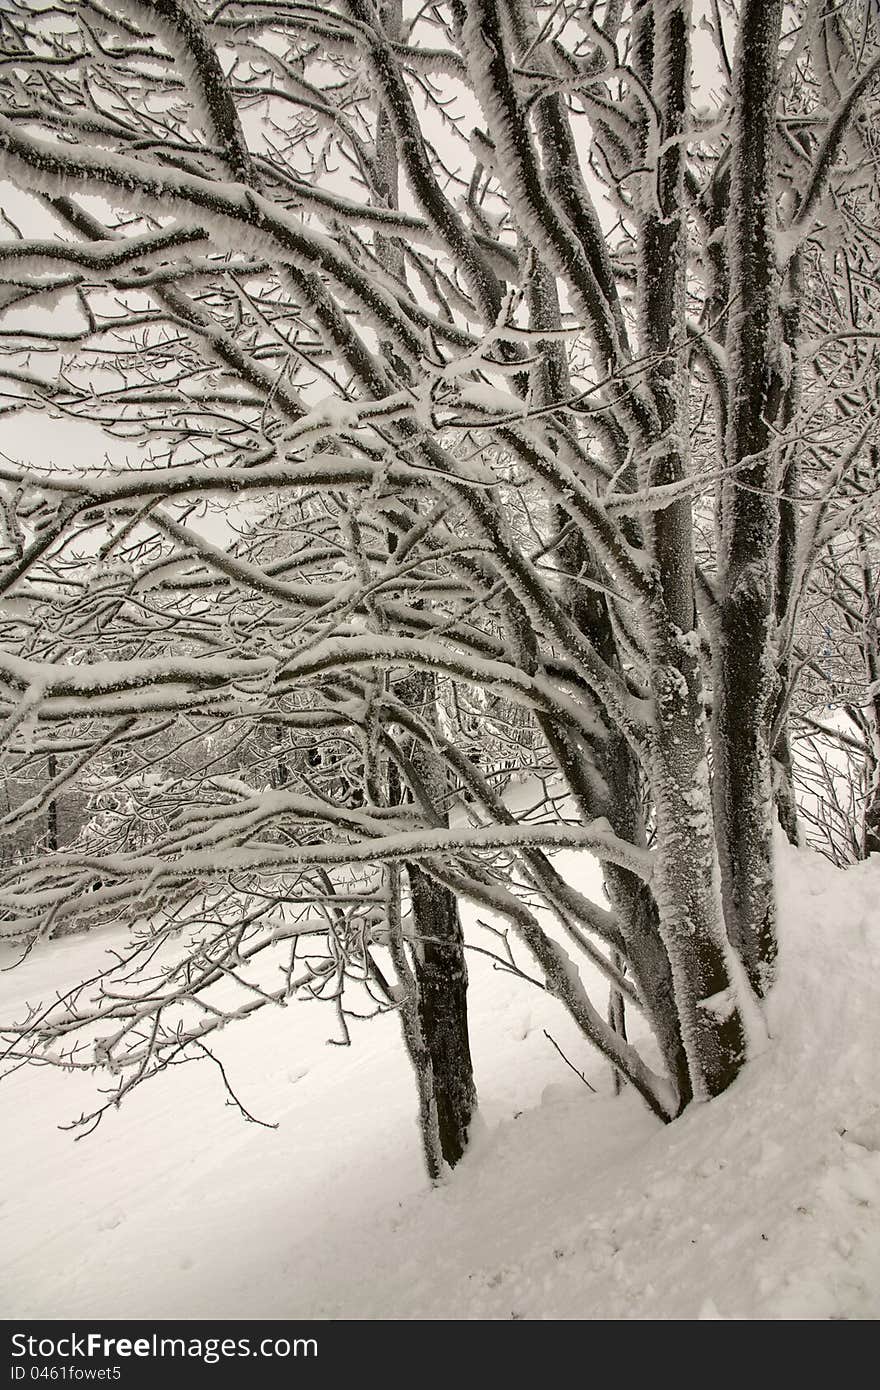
1, 839, 878, 1320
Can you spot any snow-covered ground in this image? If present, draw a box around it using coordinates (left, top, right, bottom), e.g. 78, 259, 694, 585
1, 839, 879, 1320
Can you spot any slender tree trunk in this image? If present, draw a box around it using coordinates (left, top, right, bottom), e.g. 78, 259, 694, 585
272, 723, 290, 789
604, 857, 693, 1109
607, 950, 627, 1096
858, 501, 880, 857
772, 726, 800, 847
772, 254, 803, 848
863, 736, 880, 859
47, 751, 58, 853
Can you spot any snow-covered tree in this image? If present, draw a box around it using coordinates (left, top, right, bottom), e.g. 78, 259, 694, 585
0, 0, 878, 1176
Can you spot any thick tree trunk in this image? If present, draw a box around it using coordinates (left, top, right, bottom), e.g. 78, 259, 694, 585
384, 864, 444, 1180
388, 665, 478, 1174
632, 0, 746, 1097
366, 32, 478, 1174
407, 864, 476, 1168
648, 633, 746, 1099
712, 0, 785, 997
712, 612, 778, 996
594, 714, 692, 1108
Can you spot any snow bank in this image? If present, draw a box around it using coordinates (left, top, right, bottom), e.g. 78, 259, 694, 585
0, 839, 878, 1320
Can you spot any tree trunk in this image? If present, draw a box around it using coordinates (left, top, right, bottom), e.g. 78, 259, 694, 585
387, 663, 478, 1173
772, 726, 801, 847
632, 0, 746, 1097
607, 949, 627, 1096
648, 635, 746, 1099
384, 864, 443, 1180
47, 751, 58, 853
859, 510, 880, 858
712, 0, 785, 997
604, 860, 693, 1110
864, 745, 880, 859
771, 253, 803, 849
407, 864, 476, 1168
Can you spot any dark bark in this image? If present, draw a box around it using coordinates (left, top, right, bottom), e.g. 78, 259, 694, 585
47, 750, 58, 853
712, 0, 785, 997
859, 495, 880, 858
367, 4, 477, 1176
388, 659, 477, 1173
631, 0, 746, 1096
407, 863, 476, 1168
772, 730, 800, 847
607, 951, 626, 1096
864, 777, 880, 859
713, 593, 779, 995
771, 253, 802, 848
